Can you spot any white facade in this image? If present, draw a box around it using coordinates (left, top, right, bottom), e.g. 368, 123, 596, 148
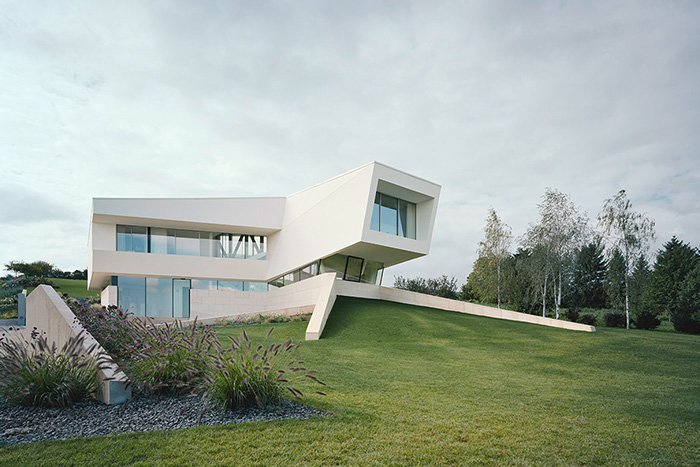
88, 162, 441, 318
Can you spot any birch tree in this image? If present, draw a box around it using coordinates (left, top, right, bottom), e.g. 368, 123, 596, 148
477, 207, 512, 309
521, 244, 553, 317
523, 189, 589, 319
597, 190, 655, 329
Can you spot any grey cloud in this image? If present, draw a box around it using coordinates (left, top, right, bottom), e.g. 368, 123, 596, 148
1, 0, 699, 278
0, 185, 78, 224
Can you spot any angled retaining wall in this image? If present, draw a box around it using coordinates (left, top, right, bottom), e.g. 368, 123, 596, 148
172, 274, 595, 340
333, 281, 596, 333
25, 285, 131, 405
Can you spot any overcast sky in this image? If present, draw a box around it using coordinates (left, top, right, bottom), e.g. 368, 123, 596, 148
1, 1, 699, 284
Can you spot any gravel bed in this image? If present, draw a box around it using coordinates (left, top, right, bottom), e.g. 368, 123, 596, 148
0, 395, 330, 446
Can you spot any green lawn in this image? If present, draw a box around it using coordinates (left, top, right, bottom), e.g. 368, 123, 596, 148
27, 278, 99, 299
1, 297, 699, 466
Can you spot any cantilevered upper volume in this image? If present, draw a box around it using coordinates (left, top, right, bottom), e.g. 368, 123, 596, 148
88, 161, 441, 318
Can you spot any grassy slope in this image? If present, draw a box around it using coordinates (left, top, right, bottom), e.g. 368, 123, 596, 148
1, 297, 699, 466
26, 278, 99, 299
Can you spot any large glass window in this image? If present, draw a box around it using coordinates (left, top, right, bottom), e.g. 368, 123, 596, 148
150, 228, 170, 254
370, 193, 381, 231
117, 276, 146, 316
146, 277, 172, 317
199, 232, 218, 258
344, 256, 363, 282
117, 225, 130, 252
269, 255, 384, 288
361, 260, 384, 285
247, 282, 268, 292
117, 226, 148, 253
319, 255, 348, 279
217, 280, 244, 291
192, 280, 217, 290
176, 230, 199, 256
379, 194, 398, 235
115, 226, 267, 260
370, 193, 416, 239
398, 200, 416, 238
173, 279, 190, 318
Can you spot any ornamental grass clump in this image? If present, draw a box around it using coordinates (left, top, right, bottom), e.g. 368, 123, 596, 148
0, 329, 105, 407
125, 319, 219, 395
205, 328, 325, 410
65, 295, 136, 362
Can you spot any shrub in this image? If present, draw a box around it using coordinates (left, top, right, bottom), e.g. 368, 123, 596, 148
215, 313, 311, 327
579, 314, 597, 326
125, 319, 219, 395
564, 307, 580, 323
394, 275, 459, 299
633, 310, 662, 330
0, 328, 104, 407
65, 296, 136, 361
603, 312, 626, 328
205, 328, 325, 410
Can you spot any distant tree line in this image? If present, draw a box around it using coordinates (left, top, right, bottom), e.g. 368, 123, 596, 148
4, 260, 87, 280
395, 189, 700, 335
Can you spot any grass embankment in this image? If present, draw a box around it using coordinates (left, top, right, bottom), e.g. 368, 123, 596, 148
26, 279, 99, 299
1, 297, 699, 465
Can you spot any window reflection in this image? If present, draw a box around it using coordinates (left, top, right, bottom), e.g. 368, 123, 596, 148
146, 277, 172, 317
117, 276, 145, 316
370, 193, 416, 239
116, 226, 267, 260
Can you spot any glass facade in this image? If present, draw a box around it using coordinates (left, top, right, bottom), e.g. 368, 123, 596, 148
115, 276, 268, 318
344, 256, 363, 282
117, 276, 146, 316
370, 193, 416, 239
270, 254, 384, 288
117, 226, 148, 253
146, 277, 172, 318
116, 225, 267, 260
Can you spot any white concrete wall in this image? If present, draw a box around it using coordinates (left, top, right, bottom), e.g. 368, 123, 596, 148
25, 285, 131, 405
101, 285, 118, 307
90, 249, 270, 290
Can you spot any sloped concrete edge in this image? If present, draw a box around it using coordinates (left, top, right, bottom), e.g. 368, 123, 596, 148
25, 285, 131, 404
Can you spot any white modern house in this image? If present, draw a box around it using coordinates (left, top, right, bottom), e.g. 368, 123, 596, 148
88, 162, 441, 323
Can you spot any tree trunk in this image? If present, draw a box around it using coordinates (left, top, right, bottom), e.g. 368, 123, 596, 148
625, 271, 630, 330
541, 274, 548, 318
624, 245, 630, 330
497, 260, 501, 309
556, 267, 562, 320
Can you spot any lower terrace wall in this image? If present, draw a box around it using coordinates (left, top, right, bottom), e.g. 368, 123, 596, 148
189, 273, 337, 325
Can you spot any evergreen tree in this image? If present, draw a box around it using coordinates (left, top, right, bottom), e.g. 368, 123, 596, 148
645, 237, 699, 323
630, 256, 658, 329
570, 241, 607, 308
672, 263, 700, 334
605, 249, 626, 311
